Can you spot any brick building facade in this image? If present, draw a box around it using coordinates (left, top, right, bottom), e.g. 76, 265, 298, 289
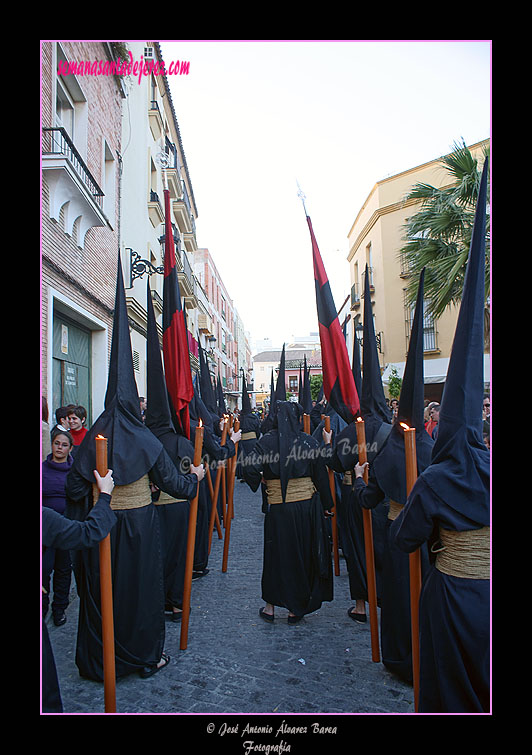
41, 41, 125, 424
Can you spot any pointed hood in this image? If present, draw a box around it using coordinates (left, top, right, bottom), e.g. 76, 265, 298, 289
198, 343, 217, 415
351, 332, 362, 402
189, 374, 215, 431
71, 254, 162, 486
145, 278, 174, 435
216, 374, 227, 416
274, 344, 287, 406
371, 269, 433, 504
420, 160, 490, 523
269, 368, 275, 411
297, 362, 303, 404
241, 371, 252, 415
145, 279, 194, 462
360, 264, 390, 426
301, 356, 313, 414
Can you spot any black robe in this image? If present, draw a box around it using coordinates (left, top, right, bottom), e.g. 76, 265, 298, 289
353, 471, 430, 683
151, 430, 196, 610
65, 449, 198, 682
243, 430, 334, 616
327, 418, 391, 604
42, 495, 117, 713
391, 476, 490, 712
236, 411, 261, 479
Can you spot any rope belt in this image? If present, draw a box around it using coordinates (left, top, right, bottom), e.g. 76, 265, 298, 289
92, 474, 151, 511
265, 477, 316, 504
343, 471, 353, 485
435, 526, 490, 580
388, 499, 404, 521
241, 431, 257, 441
154, 490, 188, 506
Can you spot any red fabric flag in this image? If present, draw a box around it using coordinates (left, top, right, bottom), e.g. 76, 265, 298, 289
307, 215, 360, 423
162, 188, 193, 438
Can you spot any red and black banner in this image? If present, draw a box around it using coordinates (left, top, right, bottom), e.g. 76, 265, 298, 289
307, 215, 360, 423
162, 188, 193, 438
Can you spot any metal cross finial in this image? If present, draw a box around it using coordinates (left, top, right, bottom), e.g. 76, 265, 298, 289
155, 143, 170, 190
296, 180, 308, 215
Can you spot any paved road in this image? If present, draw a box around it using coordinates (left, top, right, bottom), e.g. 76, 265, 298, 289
45, 479, 414, 726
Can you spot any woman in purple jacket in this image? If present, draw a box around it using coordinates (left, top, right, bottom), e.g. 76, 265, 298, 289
42, 428, 74, 626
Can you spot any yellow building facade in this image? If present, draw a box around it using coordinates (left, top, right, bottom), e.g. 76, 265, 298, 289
347, 139, 490, 403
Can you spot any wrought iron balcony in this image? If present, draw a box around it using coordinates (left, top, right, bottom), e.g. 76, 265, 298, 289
42, 127, 104, 209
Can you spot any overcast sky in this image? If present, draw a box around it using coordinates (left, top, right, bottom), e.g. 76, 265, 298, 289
160, 40, 491, 353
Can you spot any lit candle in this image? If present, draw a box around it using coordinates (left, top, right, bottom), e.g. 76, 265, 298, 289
400, 421, 421, 712
355, 416, 380, 663
95, 434, 108, 477
180, 418, 204, 650
94, 434, 116, 712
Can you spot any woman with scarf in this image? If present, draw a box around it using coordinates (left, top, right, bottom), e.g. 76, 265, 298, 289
243, 400, 334, 623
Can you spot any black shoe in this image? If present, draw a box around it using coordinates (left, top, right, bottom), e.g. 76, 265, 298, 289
192, 568, 209, 580
171, 610, 183, 623
139, 653, 170, 679
347, 607, 367, 623
287, 614, 303, 624
259, 607, 274, 623
53, 611, 67, 627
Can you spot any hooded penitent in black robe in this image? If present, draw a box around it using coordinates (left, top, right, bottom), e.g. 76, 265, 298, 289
41, 495, 117, 712
352, 269, 433, 683
391, 161, 490, 713
65, 257, 199, 682
145, 280, 195, 612
243, 401, 334, 617
236, 374, 261, 479
328, 269, 392, 608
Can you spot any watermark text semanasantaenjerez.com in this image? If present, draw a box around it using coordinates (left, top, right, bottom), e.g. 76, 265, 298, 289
57, 51, 190, 85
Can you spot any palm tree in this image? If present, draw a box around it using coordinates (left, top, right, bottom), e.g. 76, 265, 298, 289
399, 139, 490, 344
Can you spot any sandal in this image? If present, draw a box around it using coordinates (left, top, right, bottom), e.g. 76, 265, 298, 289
258, 607, 274, 623
347, 607, 367, 623
139, 652, 171, 679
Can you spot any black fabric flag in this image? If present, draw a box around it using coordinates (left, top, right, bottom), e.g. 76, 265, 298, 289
162, 188, 193, 439
307, 215, 360, 423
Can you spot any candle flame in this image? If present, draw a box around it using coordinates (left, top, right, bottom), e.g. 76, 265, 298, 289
96, 434, 106, 439
399, 422, 410, 430
356, 417, 363, 423
198, 418, 203, 428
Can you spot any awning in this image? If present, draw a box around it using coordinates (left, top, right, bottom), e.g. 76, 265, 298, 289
382, 355, 490, 385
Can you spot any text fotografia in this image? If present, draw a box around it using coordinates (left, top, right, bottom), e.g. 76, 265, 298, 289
57, 52, 190, 84
211, 720, 338, 753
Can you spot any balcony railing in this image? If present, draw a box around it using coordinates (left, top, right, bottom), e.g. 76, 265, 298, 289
350, 282, 360, 308
42, 127, 104, 209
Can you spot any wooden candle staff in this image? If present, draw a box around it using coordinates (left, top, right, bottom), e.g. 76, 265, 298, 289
324, 416, 340, 576
180, 420, 204, 650
208, 417, 228, 553
400, 422, 421, 712
222, 419, 240, 572
205, 465, 223, 540
355, 418, 380, 663
303, 413, 311, 435
95, 435, 116, 713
